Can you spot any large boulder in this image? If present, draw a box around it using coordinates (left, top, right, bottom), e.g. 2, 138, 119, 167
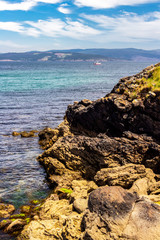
82, 186, 160, 240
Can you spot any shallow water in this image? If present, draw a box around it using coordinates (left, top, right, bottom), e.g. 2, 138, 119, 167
0, 60, 156, 209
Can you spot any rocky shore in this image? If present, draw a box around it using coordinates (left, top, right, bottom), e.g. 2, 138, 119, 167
1, 63, 160, 239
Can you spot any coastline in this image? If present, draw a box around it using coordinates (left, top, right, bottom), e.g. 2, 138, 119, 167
0, 62, 160, 239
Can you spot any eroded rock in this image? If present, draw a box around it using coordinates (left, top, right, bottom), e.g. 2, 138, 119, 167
94, 164, 155, 188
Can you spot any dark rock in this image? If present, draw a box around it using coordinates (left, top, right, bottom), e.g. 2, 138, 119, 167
66, 65, 160, 141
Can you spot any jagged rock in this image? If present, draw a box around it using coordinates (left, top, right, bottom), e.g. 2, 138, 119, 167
66, 65, 160, 140
18, 203, 83, 240
39, 157, 66, 176
82, 186, 160, 240
94, 164, 155, 188
18, 219, 63, 240
49, 170, 82, 189
19, 212, 83, 240
39, 199, 73, 220
0, 203, 15, 218
38, 127, 59, 149
38, 120, 72, 149
38, 133, 160, 182
62, 212, 83, 239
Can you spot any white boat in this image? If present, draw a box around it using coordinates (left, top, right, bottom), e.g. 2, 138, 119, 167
94, 61, 101, 65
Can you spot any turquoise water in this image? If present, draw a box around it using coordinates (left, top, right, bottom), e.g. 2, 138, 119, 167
0, 60, 156, 210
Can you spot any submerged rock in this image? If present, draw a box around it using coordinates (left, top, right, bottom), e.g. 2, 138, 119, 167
12, 130, 38, 138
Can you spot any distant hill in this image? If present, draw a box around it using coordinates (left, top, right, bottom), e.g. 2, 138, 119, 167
0, 48, 160, 62
59, 48, 160, 61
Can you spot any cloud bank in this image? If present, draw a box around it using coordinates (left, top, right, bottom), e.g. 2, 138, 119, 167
0, 18, 100, 39
82, 11, 160, 42
0, 0, 159, 11
74, 0, 160, 9
0, 0, 61, 11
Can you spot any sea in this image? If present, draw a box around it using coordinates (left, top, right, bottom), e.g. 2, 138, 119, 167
0, 60, 156, 210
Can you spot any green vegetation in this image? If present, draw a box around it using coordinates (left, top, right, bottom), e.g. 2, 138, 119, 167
1, 220, 7, 223
11, 218, 16, 222
25, 218, 31, 224
10, 213, 26, 219
33, 206, 41, 212
146, 66, 160, 91
59, 188, 73, 195
125, 66, 160, 101
31, 200, 41, 205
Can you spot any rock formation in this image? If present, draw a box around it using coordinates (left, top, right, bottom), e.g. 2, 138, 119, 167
2, 63, 160, 239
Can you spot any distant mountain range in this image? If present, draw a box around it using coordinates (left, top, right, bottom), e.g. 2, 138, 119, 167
0, 48, 160, 62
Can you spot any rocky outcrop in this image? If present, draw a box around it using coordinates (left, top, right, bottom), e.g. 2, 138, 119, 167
66, 65, 160, 141
38, 133, 160, 188
14, 63, 160, 239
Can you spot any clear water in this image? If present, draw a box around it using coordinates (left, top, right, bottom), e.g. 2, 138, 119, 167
0, 60, 156, 209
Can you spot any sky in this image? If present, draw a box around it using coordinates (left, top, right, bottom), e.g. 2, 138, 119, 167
0, 0, 160, 52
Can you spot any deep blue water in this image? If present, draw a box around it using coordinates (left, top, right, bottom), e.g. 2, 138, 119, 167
0, 60, 156, 209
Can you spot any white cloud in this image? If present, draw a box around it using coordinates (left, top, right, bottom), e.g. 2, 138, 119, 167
0, 0, 62, 11
25, 18, 100, 38
82, 12, 160, 42
58, 4, 72, 14
74, 0, 160, 9
0, 21, 24, 32
0, 18, 100, 40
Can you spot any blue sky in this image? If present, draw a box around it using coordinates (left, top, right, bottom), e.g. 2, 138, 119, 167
0, 0, 160, 52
